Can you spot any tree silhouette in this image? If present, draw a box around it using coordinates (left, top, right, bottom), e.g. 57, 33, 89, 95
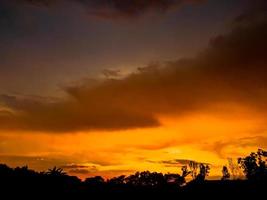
189, 161, 199, 179
108, 175, 126, 185
1, 149, 267, 198
195, 164, 210, 182
125, 171, 166, 187
164, 173, 185, 186
221, 166, 230, 180
238, 149, 267, 181
227, 158, 242, 179
46, 167, 66, 176
181, 165, 190, 178
85, 176, 105, 186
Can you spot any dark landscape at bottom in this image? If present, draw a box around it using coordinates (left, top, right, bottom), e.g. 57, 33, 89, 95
1, 149, 266, 199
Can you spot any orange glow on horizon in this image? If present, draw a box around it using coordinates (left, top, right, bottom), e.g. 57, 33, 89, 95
1, 104, 266, 179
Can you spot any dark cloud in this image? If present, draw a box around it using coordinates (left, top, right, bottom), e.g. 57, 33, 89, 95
68, 168, 90, 174
18, 0, 57, 7
102, 69, 121, 79
0, 110, 12, 116
60, 164, 89, 169
65, 165, 98, 174
0, 93, 159, 132
148, 159, 210, 167
18, 0, 203, 19
69, 167, 134, 177
0, 155, 70, 171
99, 169, 134, 175
0, 1, 267, 133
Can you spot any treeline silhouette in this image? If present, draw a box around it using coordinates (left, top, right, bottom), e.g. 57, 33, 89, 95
0, 149, 266, 199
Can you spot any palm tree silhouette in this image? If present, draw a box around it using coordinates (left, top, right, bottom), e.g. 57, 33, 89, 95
46, 167, 66, 176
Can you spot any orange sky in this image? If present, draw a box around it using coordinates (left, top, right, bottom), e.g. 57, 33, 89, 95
1, 103, 266, 179
0, 0, 267, 180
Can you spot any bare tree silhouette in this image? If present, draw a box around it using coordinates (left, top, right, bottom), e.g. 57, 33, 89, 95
189, 161, 199, 180
227, 158, 242, 179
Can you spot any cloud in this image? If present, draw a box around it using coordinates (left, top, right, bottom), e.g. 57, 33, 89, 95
148, 159, 210, 167
0, 92, 159, 132
203, 136, 267, 159
18, 0, 203, 19
135, 141, 178, 151
0, 155, 70, 171
102, 69, 121, 79
66, 165, 134, 177
65, 165, 98, 174
0, 1, 267, 133
97, 169, 134, 177
60, 164, 89, 169
68, 168, 91, 174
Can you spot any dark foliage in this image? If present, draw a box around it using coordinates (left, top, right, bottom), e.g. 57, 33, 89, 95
0, 150, 266, 199
238, 149, 267, 181
221, 166, 230, 180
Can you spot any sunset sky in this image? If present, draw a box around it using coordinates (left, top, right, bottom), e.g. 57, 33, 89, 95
0, 0, 267, 179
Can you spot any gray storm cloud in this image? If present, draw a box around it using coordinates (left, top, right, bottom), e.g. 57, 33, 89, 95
18, 0, 203, 18
0, 0, 266, 133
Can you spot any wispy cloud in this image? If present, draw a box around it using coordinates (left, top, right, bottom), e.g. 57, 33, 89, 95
202, 136, 267, 159
148, 159, 210, 167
